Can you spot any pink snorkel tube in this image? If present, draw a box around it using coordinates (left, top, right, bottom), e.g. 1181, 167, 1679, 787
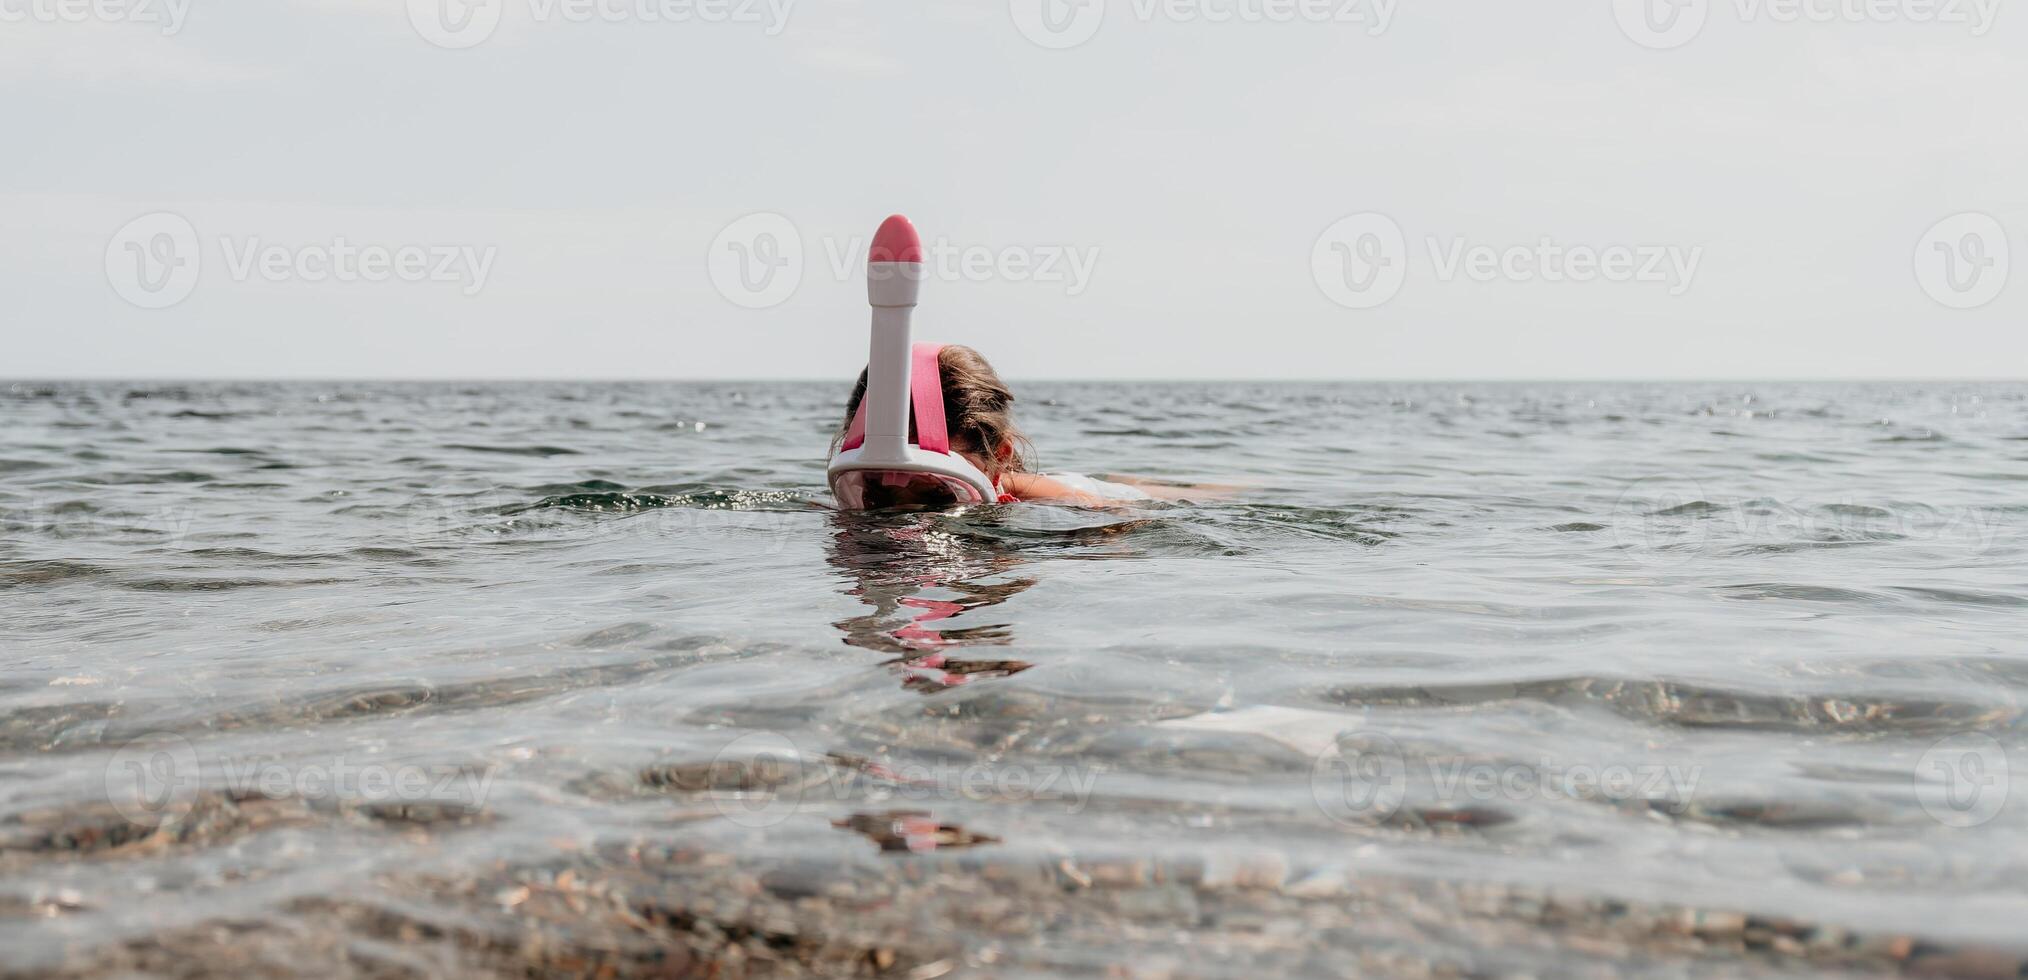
827, 216, 1002, 510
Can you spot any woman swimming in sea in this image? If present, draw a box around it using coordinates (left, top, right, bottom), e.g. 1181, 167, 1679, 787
824, 214, 1229, 510
830, 344, 1195, 507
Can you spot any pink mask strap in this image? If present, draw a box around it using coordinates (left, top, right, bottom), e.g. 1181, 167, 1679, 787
910, 343, 950, 455
841, 400, 867, 451
839, 343, 948, 454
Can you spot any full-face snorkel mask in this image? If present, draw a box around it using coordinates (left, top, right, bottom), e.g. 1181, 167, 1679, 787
827, 215, 1002, 510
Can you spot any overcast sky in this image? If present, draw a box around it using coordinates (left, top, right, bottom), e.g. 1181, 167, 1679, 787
3, 0, 2022, 379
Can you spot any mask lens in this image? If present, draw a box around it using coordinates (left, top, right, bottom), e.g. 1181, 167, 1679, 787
834, 471, 986, 510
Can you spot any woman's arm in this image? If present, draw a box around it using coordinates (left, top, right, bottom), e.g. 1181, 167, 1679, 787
1095, 474, 1245, 502
999, 472, 1114, 506
1002, 472, 1245, 505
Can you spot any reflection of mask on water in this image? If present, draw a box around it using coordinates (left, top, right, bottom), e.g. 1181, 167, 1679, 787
827, 215, 1001, 510
823, 513, 1036, 687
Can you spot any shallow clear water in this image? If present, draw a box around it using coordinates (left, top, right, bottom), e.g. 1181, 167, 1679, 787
2, 380, 2025, 976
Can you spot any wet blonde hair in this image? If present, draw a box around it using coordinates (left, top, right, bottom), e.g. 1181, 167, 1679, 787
833, 345, 1033, 479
